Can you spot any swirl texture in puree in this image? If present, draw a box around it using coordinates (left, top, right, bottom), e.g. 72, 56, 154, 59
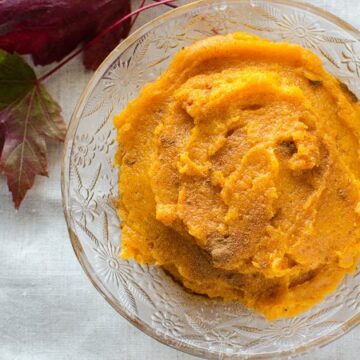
115, 32, 360, 319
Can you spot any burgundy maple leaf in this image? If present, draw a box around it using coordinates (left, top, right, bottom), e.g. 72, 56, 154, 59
0, 0, 131, 70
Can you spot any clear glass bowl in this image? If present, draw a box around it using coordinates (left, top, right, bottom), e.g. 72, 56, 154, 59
62, 1, 360, 358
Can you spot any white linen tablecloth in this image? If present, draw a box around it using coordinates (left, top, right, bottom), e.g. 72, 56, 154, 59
1, 1, 360, 359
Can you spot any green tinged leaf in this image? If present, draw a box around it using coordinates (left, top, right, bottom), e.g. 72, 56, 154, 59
0, 50, 66, 208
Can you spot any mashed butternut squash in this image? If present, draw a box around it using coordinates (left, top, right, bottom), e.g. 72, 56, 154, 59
114, 32, 360, 319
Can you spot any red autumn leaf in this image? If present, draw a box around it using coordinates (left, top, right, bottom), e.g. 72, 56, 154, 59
0, 50, 66, 208
0, 0, 131, 70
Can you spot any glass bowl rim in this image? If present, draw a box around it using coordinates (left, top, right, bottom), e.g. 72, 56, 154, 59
61, 0, 360, 358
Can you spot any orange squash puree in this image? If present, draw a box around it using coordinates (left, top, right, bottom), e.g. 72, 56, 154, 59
114, 32, 360, 320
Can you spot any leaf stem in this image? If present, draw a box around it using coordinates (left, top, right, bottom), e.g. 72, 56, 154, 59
38, 0, 177, 82
38, 49, 82, 82
131, 0, 147, 28
152, 0, 177, 8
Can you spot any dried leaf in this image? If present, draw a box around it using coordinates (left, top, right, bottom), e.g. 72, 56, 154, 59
0, 50, 66, 208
